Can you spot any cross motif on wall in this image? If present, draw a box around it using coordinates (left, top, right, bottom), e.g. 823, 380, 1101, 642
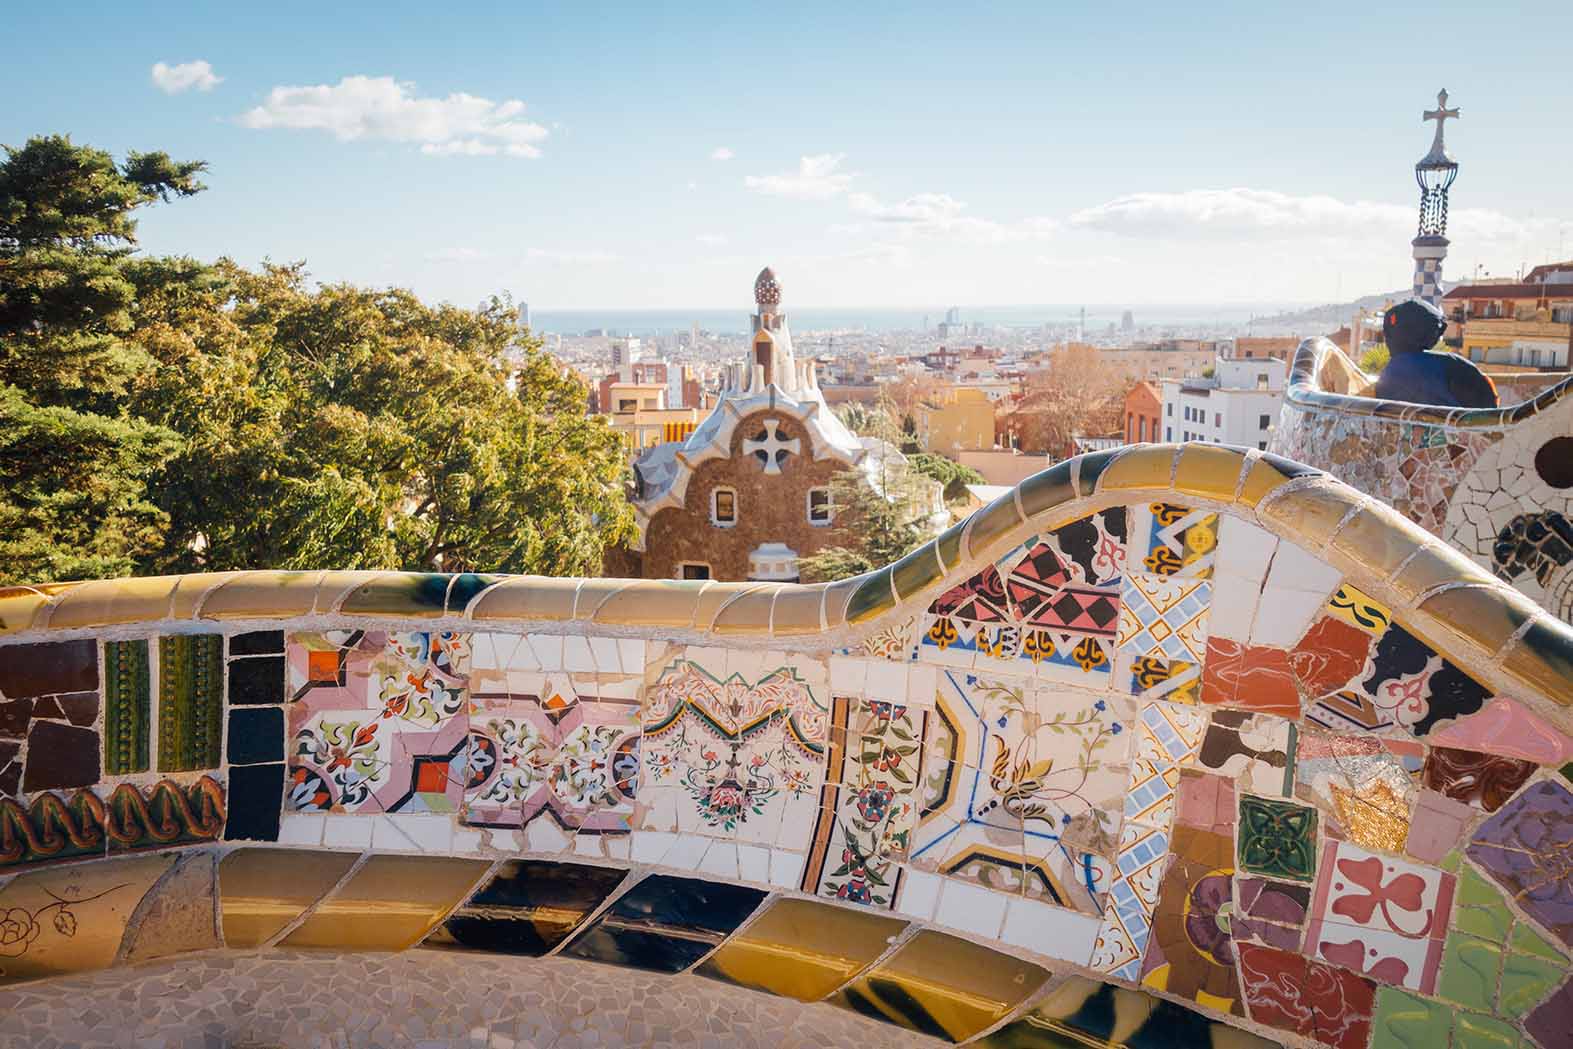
1423, 88, 1460, 150
742, 418, 800, 475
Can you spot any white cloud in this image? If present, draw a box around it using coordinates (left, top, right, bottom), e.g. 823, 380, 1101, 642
526, 248, 618, 264
843, 191, 1056, 244
151, 60, 222, 94
744, 154, 854, 200
1069, 187, 1529, 243
710, 146, 735, 161
695, 233, 729, 246
239, 75, 548, 158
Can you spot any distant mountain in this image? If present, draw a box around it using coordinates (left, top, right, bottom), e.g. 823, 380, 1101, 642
1251, 284, 1454, 332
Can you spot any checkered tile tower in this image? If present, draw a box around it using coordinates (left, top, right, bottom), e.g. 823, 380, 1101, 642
1412, 89, 1460, 307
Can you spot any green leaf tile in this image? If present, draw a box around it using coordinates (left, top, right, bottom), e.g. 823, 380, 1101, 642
1371, 988, 1452, 1049
1459, 865, 1508, 909
1453, 1012, 1523, 1049
1237, 794, 1319, 881
1509, 921, 1568, 963
1439, 849, 1465, 873
1499, 951, 1566, 1018
1438, 933, 1501, 1012
1456, 904, 1513, 941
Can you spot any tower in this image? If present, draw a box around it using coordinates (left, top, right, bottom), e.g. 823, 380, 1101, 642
1412, 89, 1461, 307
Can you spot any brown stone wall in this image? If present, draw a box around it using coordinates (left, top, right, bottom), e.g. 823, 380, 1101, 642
640, 410, 851, 581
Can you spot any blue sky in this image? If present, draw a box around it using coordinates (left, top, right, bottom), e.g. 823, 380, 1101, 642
5, 1, 1571, 309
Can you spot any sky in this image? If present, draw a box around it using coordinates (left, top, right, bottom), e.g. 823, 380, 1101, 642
5, 1, 1572, 311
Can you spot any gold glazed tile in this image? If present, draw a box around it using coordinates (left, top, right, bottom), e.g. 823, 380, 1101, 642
1417, 584, 1539, 659
197, 571, 324, 619
770, 586, 826, 635
1236, 454, 1309, 508
844, 568, 896, 626
1072, 448, 1123, 496
711, 585, 784, 635
592, 579, 709, 628
964, 490, 1026, 562
832, 929, 1050, 1042
1388, 543, 1496, 604
1501, 618, 1573, 710
933, 518, 968, 570
697, 898, 905, 1002
821, 576, 861, 630
0, 854, 174, 984
468, 576, 580, 623
44, 576, 181, 630
1327, 507, 1429, 581
1256, 484, 1363, 550
279, 855, 490, 950
0, 586, 51, 635
1097, 445, 1178, 494
891, 543, 945, 603
219, 849, 360, 948
572, 577, 632, 619
311, 571, 393, 613
1017, 461, 1075, 521
1173, 444, 1248, 502
168, 572, 243, 620
338, 574, 450, 617
691, 582, 754, 631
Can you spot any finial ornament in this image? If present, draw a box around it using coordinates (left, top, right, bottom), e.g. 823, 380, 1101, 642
1420, 88, 1461, 166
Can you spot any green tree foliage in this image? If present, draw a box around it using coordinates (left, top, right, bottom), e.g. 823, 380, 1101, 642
0, 135, 635, 585
798, 450, 934, 583
907, 452, 986, 504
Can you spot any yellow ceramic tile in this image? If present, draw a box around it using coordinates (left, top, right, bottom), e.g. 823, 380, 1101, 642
44, 576, 180, 630
338, 574, 449, 617
468, 577, 581, 623
219, 848, 360, 948
933, 518, 968, 570
1327, 507, 1429, 581
1389, 543, 1497, 604
891, 543, 945, 603
821, 576, 861, 630
711, 585, 783, 635
699, 898, 905, 1001
169, 572, 242, 620
770, 586, 825, 635
280, 855, 491, 950
197, 571, 324, 619
1256, 484, 1363, 550
1017, 461, 1075, 521
1173, 444, 1248, 502
833, 929, 1050, 1042
1417, 584, 1538, 659
314, 571, 403, 614
1325, 583, 1394, 636
592, 579, 708, 628
965, 490, 1026, 562
572, 577, 632, 619
692, 582, 753, 631
1097, 445, 1177, 493
1501, 618, 1573, 709
0, 854, 174, 984
1237, 455, 1301, 508
0, 586, 50, 636
844, 568, 896, 626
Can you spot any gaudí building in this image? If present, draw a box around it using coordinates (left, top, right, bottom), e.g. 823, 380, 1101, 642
616, 266, 944, 582
4, 442, 1573, 1047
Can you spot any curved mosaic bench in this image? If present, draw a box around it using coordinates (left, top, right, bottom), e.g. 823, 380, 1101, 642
1273, 336, 1573, 623
3, 443, 1573, 1048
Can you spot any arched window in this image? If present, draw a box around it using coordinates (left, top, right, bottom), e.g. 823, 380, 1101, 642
711, 487, 737, 527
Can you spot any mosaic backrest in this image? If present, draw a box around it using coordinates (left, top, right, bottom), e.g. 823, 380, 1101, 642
3, 444, 1573, 1048
1274, 336, 1573, 624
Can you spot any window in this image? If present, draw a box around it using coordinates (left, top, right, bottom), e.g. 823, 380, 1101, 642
1258, 441, 1267, 450
1137, 417, 1146, 441
679, 563, 710, 580
1214, 412, 1221, 427
711, 487, 737, 526
1166, 426, 1173, 441
617, 398, 638, 412
807, 488, 832, 525
1259, 414, 1271, 429
1553, 306, 1573, 324
1166, 403, 1173, 417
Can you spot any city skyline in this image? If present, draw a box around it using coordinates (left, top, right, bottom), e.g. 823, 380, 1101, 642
6, 1, 1572, 310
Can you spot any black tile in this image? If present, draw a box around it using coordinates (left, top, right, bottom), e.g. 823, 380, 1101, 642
20, 720, 100, 791
427, 860, 627, 956
229, 630, 284, 656
225, 763, 284, 842
561, 874, 765, 973
0, 698, 32, 737
0, 639, 98, 699
228, 656, 285, 704
227, 707, 284, 766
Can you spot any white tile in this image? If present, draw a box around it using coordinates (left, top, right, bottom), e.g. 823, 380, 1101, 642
1249, 586, 1333, 648
662, 834, 708, 871
631, 830, 677, 864
373, 813, 454, 852
617, 639, 647, 675
1216, 515, 1279, 580
1265, 539, 1342, 595
697, 841, 739, 880
524, 818, 572, 853
769, 849, 805, 889
526, 633, 563, 670
322, 815, 373, 849
451, 826, 488, 853
587, 636, 621, 675
1208, 570, 1263, 643
276, 812, 324, 846
936, 878, 1008, 939
561, 635, 597, 673
864, 660, 909, 702
894, 869, 943, 920
594, 678, 640, 699
1000, 897, 1100, 965
572, 834, 602, 858
906, 663, 938, 708
737, 844, 771, 885
602, 835, 632, 861
830, 655, 868, 696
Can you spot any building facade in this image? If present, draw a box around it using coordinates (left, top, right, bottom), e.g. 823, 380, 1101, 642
915, 386, 996, 453
1444, 263, 1573, 368
1160, 356, 1286, 450
1122, 381, 1161, 444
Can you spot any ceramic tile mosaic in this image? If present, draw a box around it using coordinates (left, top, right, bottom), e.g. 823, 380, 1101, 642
1306, 841, 1455, 993
425, 858, 628, 956
1466, 780, 1573, 948
697, 896, 906, 1001
156, 633, 223, 772
561, 872, 766, 973
978, 974, 1285, 1048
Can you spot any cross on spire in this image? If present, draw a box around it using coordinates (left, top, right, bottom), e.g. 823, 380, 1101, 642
1423, 89, 1460, 154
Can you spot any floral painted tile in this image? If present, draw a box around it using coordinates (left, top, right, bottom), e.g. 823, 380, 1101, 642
1197, 709, 1293, 796
1466, 780, 1573, 949
1306, 841, 1455, 993
1422, 744, 1537, 813
1199, 638, 1300, 718
1132, 502, 1220, 579
1238, 942, 1376, 1049
1238, 795, 1319, 882
640, 659, 827, 849
1127, 654, 1200, 703
1139, 833, 1243, 1015
1118, 572, 1212, 665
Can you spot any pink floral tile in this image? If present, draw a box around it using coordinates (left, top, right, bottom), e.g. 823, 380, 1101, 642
1305, 841, 1455, 993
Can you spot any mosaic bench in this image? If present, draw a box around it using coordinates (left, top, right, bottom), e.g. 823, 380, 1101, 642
1273, 336, 1573, 625
2, 444, 1572, 1048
